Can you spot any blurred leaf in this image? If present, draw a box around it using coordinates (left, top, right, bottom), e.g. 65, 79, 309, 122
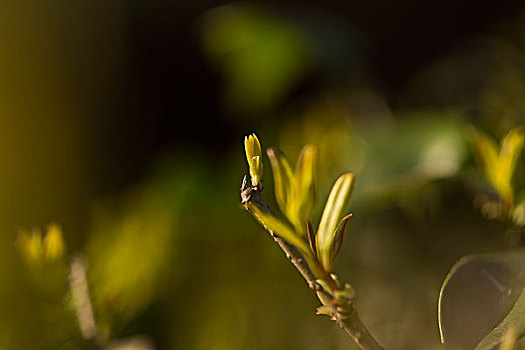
87, 187, 176, 338
16, 223, 66, 265
512, 197, 525, 226
316, 172, 355, 271
43, 223, 65, 260
471, 126, 524, 205
201, 4, 312, 112
16, 228, 44, 266
439, 249, 525, 349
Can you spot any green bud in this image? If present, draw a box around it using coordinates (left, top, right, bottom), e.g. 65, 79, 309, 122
244, 133, 263, 188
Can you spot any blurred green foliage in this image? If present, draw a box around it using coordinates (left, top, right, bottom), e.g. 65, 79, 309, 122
201, 4, 312, 112
86, 183, 177, 340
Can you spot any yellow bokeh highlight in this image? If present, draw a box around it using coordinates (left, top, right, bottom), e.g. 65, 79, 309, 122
16, 223, 65, 266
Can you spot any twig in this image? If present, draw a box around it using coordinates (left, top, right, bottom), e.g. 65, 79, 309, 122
69, 255, 103, 349
241, 177, 384, 350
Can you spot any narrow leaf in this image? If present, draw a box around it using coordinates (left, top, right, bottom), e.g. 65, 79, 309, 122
499, 127, 524, 177
307, 220, 316, 257
470, 127, 524, 205
497, 127, 524, 204
471, 128, 499, 175
333, 214, 352, 263
316, 172, 355, 271
287, 144, 317, 235
248, 203, 311, 257
267, 148, 294, 214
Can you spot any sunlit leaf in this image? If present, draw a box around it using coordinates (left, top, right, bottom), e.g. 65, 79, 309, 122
287, 144, 317, 235
471, 128, 499, 179
438, 249, 525, 350
316, 172, 355, 271
267, 147, 294, 215
248, 203, 311, 258
471, 127, 524, 205
498, 127, 524, 202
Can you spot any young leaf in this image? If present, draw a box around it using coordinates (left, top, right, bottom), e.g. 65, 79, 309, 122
248, 202, 311, 258
287, 144, 317, 235
471, 127, 524, 205
316, 172, 355, 271
333, 214, 352, 262
267, 148, 294, 214
497, 127, 524, 203
307, 220, 316, 256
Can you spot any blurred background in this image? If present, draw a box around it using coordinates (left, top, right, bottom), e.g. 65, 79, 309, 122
1, 0, 525, 349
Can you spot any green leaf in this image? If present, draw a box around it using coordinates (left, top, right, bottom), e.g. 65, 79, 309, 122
316, 172, 355, 271
307, 220, 316, 256
248, 202, 311, 258
498, 127, 524, 203
438, 249, 525, 350
332, 214, 352, 263
267, 148, 294, 215
287, 144, 317, 235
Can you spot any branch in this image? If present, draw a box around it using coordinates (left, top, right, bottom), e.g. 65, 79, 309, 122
240, 177, 384, 350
